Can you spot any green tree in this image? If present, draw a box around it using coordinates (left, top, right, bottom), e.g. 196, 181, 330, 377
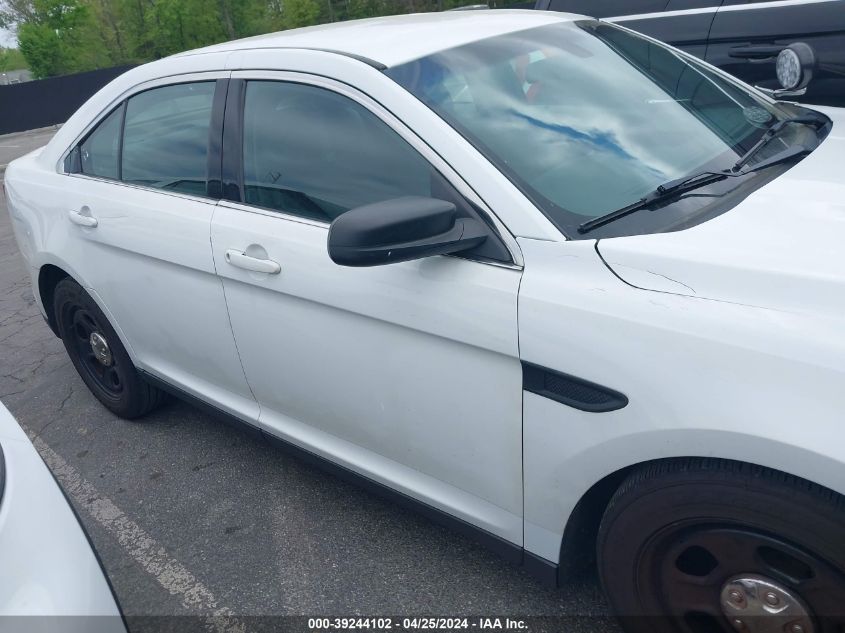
281, 0, 320, 29
88, 0, 129, 64
16, 0, 109, 77
3, 0, 520, 80
17, 21, 60, 76
0, 45, 28, 70
143, 0, 223, 57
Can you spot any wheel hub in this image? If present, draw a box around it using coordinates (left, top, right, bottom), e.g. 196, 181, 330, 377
721, 574, 813, 633
89, 332, 113, 367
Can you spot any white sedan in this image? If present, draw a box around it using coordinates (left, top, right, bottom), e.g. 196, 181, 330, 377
5, 9, 845, 630
0, 400, 124, 630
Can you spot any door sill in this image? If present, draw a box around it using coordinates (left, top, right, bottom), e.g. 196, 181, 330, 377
139, 369, 560, 587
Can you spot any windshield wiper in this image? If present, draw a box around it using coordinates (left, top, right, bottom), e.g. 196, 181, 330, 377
577, 170, 729, 234
578, 123, 820, 236
731, 115, 825, 173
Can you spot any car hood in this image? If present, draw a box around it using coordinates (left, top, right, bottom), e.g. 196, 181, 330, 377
596, 106, 845, 318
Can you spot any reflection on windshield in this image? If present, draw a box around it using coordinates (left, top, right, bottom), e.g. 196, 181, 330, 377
387, 20, 783, 236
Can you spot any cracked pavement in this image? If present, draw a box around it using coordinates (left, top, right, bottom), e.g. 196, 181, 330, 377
0, 130, 617, 632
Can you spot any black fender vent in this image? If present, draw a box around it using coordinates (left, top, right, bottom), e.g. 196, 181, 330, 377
522, 363, 628, 413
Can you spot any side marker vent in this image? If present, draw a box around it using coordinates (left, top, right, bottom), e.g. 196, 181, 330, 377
522, 363, 628, 413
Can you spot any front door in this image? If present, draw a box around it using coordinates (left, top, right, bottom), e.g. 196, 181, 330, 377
210, 74, 524, 545
706, 0, 845, 107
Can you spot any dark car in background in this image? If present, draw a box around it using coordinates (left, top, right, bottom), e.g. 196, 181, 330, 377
532, 0, 845, 107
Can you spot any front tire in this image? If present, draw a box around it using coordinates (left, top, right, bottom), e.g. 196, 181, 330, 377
54, 278, 166, 419
597, 458, 845, 633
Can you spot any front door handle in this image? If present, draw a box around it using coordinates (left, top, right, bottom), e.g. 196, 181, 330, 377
68, 207, 98, 227
729, 45, 785, 60
224, 249, 281, 274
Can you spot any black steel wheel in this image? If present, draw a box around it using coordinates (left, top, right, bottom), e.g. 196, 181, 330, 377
67, 306, 124, 399
54, 277, 167, 419
597, 458, 845, 633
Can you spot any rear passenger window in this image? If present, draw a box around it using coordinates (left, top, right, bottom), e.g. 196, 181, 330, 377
79, 105, 122, 180
241, 81, 436, 223
122, 82, 215, 197
72, 81, 216, 198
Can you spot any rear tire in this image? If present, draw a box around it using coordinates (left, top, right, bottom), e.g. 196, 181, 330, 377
597, 458, 845, 633
54, 278, 166, 419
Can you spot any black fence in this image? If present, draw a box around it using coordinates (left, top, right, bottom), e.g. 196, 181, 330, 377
0, 65, 135, 135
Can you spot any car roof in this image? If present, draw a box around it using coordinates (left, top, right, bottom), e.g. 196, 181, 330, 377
176, 10, 583, 67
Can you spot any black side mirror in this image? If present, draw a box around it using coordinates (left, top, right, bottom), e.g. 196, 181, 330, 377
327, 196, 488, 267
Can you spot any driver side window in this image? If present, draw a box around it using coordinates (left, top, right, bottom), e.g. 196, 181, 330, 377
242, 81, 452, 224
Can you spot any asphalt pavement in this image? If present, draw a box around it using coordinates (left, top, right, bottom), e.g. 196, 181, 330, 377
0, 126, 58, 171
0, 129, 617, 632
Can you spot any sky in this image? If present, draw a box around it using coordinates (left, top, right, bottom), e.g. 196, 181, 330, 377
1, 27, 16, 48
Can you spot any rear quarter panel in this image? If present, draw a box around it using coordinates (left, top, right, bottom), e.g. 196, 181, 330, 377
4, 153, 61, 319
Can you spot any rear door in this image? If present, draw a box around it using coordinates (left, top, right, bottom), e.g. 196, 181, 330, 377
210, 72, 525, 546
607, 0, 725, 59
535, 0, 669, 15
61, 75, 258, 420
537, 0, 722, 59
706, 0, 845, 106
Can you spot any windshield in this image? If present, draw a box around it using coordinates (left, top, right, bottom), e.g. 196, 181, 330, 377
387, 20, 801, 238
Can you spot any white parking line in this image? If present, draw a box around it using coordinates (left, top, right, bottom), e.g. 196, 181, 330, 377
26, 430, 247, 633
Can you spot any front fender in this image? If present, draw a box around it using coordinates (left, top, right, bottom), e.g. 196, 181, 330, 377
518, 237, 845, 563
524, 402, 845, 563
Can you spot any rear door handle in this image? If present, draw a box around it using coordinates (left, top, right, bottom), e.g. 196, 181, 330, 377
68, 207, 98, 227
224, 249, 281, 274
